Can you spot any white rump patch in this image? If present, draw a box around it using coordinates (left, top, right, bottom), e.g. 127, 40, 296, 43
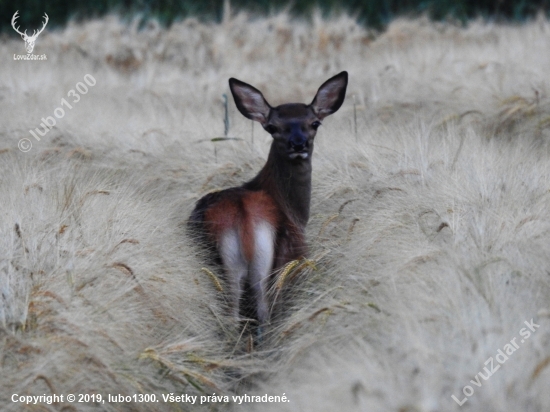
219, 228, 247, 321
249, 221, 276, 324
218, 221, 275, 324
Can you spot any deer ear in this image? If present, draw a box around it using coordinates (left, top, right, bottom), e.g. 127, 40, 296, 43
229, 78, 271, 125
310, 71, 348, 120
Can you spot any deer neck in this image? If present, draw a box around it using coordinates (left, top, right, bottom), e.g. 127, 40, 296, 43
247, 142, 312, 228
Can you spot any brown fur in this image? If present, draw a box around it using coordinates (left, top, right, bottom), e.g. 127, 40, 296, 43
204, 191, 280, 262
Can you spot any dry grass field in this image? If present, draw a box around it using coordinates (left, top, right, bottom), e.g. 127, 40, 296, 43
1, 9, 550, 411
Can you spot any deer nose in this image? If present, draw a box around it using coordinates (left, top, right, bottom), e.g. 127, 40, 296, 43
289, 132, 307, 151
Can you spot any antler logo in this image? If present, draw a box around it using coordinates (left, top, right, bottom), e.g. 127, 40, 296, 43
11, 11, 49, 54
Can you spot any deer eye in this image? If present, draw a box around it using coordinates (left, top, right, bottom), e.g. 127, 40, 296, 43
311, 121, 321, 130
265, 124, 278, 135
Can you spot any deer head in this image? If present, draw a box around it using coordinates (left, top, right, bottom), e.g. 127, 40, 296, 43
12, 11, 49, 54
229, 72, 348, 228
229, 71, 348, 162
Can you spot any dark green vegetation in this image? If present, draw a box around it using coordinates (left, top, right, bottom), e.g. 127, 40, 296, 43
1, 0, 549, 33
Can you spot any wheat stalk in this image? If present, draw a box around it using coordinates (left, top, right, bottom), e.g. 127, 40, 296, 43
275, 259, 300, 290
201, 267, 223, 292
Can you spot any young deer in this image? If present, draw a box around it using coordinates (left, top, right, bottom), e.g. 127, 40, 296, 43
189, 72, 348, 329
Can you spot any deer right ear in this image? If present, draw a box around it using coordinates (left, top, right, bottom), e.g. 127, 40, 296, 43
229, 78, 271, 125
310, 71, 348, 120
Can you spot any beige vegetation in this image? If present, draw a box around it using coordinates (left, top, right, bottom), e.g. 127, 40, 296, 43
1, 9, 550, 411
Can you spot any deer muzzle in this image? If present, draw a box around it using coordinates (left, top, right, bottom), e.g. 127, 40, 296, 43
288, 126, 309, 159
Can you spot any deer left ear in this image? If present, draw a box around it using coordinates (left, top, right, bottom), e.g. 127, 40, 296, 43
229, 78, 272, 125
310, 71, 348, 120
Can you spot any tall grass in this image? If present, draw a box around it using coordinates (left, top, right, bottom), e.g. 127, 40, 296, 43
1, 9, 550, 411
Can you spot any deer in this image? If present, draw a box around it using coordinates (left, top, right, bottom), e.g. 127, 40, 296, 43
11, 11, 49, 54
189, 72, 348, 335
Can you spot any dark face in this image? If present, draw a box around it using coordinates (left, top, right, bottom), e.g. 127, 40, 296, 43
228, 71, 347, 161
264, 103, 321, 161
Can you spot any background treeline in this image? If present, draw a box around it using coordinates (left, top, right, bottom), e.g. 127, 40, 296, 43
1, 0, 549, 33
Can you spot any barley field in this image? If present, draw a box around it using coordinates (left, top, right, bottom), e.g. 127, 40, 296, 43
1, 10, 550, 412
